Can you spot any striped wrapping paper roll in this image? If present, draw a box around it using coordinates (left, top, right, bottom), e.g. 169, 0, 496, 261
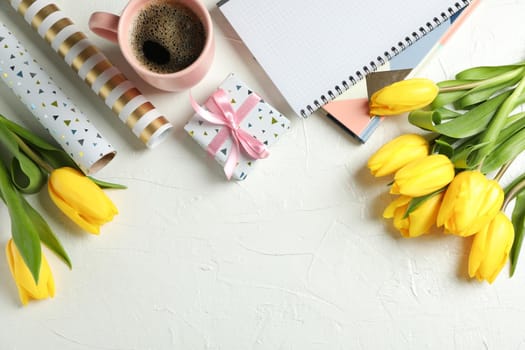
9, 0, 173, 148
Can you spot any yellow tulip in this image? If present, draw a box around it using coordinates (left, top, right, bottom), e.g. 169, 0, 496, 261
368, 134, 429, 177
437, 170, 503, 237
383, 192, 444, 238
369, 78, 439, 116
390, 154, 455, 197
48, 167, 118, 234
6, 239, 54, 305
468, 212, 514, 283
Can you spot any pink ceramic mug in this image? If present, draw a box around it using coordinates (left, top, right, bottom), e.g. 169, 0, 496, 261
89, 0, 214, 91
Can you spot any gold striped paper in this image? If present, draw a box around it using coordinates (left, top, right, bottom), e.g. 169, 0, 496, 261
45, 17, 73, 43
31, 3, 59, 29
12, 0, 172, 147
71, 45, 100, 73
17, 0, 36, 16
112, 88, 141, 115
126, 102, 156, 128
140, 117, 171, 144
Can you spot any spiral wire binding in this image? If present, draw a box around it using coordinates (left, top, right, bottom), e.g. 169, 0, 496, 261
300, 0, 472, 118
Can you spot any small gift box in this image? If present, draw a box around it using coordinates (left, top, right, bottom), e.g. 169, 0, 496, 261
185, 73, 291, 180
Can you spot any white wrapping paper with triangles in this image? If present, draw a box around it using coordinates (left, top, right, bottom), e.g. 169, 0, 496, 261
184, 73, 291, 180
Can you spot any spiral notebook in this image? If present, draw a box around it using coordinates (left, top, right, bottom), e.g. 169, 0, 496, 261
217, 0, 473, 118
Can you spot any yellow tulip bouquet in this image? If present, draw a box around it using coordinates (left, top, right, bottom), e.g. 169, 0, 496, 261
368, 62, 525, 283
0, 115, 124, 305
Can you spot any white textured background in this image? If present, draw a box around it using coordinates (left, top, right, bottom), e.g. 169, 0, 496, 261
1, 0, 525, 349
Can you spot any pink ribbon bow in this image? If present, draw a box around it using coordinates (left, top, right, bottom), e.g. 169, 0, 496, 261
190, 88, 269, 179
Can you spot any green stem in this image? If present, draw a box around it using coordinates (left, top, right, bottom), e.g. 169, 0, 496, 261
504, 179, 525, 210
503, 171, 525, 210
438, 67, 525, 93
474, 75, 525, 168
0, 160, 41, 282
439, 82, 485, 92
10, 132, 54, 174
494, 159, 515, 182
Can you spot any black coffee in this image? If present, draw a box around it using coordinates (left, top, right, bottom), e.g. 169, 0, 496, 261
130, 1, 206, 74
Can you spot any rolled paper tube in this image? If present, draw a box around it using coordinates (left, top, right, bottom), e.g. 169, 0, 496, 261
0, 22, 115, 174
9, 0, 173, 148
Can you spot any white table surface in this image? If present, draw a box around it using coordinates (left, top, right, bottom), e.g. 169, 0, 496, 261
1, 0, 525, 349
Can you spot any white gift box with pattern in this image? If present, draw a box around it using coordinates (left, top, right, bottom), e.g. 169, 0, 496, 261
185, 74, 291, 180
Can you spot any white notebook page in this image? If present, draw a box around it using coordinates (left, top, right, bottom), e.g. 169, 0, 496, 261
219, 0, 470, 117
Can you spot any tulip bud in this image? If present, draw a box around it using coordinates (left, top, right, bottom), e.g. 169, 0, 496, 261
368, 134, 429, 177
6, 239, 55, 305
383, 192, 444, 238
369, 78, 439, 116
468, 212, 514, 283
390, 154, 455, 197
48, 167, 118, 234
437, 170, 503, 237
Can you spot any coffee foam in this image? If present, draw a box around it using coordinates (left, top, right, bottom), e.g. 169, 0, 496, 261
130, 1, 206, 74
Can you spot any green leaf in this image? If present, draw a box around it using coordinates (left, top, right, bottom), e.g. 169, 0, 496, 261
454, 76, 522, 110
0, 115, 56, 150
510, 191, 525, 276
408, 108, 460, 131
436, 107, 462, 120
403, 190, 443, 219
446, 135, 482, 169
0, 122, 46, 193
432, 136, 455, 158
10, 153, 46, 193
407, 110, 437, 131
491, 111, 525, 146
456, 64, 525, 80
21, 196, 72, 269
431, 90, 468, 109
481, 127, 525, 173
0, 173, 71, 269
471, 74, 525, 168
88, 176, 127, 190
433, 91, 510, 138
409, 91, 510, 138
0, 115, 77, 170
433, 67, 525, 109
503, 111, 525, 129
0, 161, 41, 282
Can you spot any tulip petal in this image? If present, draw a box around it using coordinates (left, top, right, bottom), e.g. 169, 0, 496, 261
47, 272, 56, 298
438, 171, 503, 237
383, 196, 410, 219
6, 239, 55, 305
18, 288, 29, 306
368, 134, 429, 177
369, 78, 438, 116
48, 187, 100, 234
5, 239, 15, 279
48, 167, 119, 234
407, 192, 443, 237
391, 154, 454, 197
50, 168, 118, 221
468, 231, 485, 278
6, 240, 29, 305
468, 212, 514, 283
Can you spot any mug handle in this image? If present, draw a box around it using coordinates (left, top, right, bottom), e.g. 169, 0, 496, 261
88, 12, 120, 43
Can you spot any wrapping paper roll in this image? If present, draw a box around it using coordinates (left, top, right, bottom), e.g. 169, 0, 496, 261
0, 22, 115, 174
9, 0, 173, 148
